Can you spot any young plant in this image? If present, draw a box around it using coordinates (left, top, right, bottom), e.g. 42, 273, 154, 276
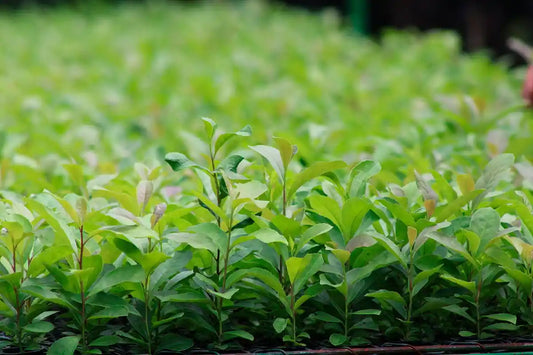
24, 190, 144, 354
304, 165, 397, 345
0, 210, 55, 353
250, 137, 345, 291
429, 207, 518, 339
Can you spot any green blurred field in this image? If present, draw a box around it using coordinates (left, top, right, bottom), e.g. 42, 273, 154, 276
0, 0, 530, 192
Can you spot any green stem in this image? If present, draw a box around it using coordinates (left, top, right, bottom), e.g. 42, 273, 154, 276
290, 286, 296, 344
221, 214, 233, 292
15, 288, 22, 352
217, 299, 223, 345
78, 225, 88, 352
405, 246, 418, 342
475, 276, 483, 339
217, 211, 235, 345
282, 180, 286, 217
209, 151, 223, 275
11, 239, 22, 352
144, 279, 152, 355
279, 179, 286, 284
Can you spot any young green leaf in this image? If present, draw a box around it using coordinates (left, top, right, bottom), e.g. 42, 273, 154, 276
250, 145, 285, 182
47, 336, 80, 355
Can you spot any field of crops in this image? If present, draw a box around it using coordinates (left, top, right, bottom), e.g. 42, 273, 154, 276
2, 1, 533, 354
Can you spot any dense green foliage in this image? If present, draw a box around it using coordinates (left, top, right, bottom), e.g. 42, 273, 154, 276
1, 1, 533, 353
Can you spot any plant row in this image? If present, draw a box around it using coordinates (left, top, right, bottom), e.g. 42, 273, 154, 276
1, 119, 533, 354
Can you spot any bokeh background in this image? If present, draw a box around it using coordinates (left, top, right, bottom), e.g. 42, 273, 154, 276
2, 0, 533, 62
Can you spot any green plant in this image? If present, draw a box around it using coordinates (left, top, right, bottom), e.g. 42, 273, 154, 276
0, 209, 54, 353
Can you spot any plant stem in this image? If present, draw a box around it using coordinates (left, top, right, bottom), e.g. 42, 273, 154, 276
10, 237, 23, 352
475, 276, 483, 339
343, 266, 348, 340
217, 300, 223, 345
406, 252, 415, 339
78, 225, 88, 352
282, 180, 286, 217
221, 214, 233, 292
209, 151, 223, 275
278, 180, 286, 284
144, 279, 152, 355
217, 210, 234, 345
290, 286, 296, 344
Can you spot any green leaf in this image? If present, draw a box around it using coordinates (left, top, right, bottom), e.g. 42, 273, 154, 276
473, 154, 514, 207
165, 152, 205, 172
23, 320, 53, 333
285, 257, 301, 286
233, 181, 268, 201
155, 291, 209, 303
443, 304, 475, 324
371, 234, 407, 268
287, 254, 324, 294
47, 336, 80, 355
287, 160, 346, 199
504, 267, 532, 292
427, 233, 477, 266
214, 125, 251, 154
441, 274, 476, 294
483, 323, 518, 331
94, 188, 138, 214
24, 197, 77, 250
167, 224, 226, 256
252, 228, 288, 245
329, 333, 348, 346
89, 264, 144, 296
366, 290, 406, 318
379, 198, 416, 227
348, 160, 381, 197
218, 154, 245, 173
308, 195, 342, 230
273, 137, 296, 171
352, 309, 381, 315
63, 164, 86, 196
139, 250, 169, 275
28, 245, 72, 277
224, 267, 285, 297
201, 117, 217, 140
89, 335, 121, 347
157, 335, 193, 352
250, 145, 285, 181
273, 317, 288, 333
459, 330, 476, 337
470, 207, 500, 254
88, 306, 130, 320
331, 249, 351, 265
222, 330, 254, 341
152, 313, 185, 328
341, 198, 371, 241
313, 311, 343, 323
434, 190, 482, 223
113, 238, 143, 264
484, 313, 517, 324
206, 288, 239, 300
457, 173, 475, 195
295, 223, 332, 252
412, 266, 442, 297
49, 192, 81, 227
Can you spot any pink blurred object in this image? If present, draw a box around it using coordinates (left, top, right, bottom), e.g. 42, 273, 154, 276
523, 65, 533, 107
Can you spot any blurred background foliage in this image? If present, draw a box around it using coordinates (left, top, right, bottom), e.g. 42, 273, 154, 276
2, 0, 532, 62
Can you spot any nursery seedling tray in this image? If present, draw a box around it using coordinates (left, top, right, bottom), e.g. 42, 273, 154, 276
235, 342, 533, 355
